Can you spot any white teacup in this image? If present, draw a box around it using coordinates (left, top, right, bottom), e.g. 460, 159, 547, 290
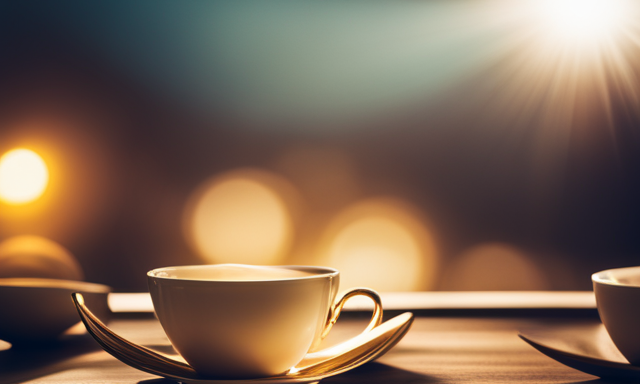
147, 264, 382, 378
592, 266, 640, 365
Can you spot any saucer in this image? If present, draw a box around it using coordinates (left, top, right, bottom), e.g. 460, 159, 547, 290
519, 323, 640, 380
72, 293, 413, 384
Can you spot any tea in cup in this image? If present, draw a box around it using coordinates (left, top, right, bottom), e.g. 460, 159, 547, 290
592, 266, 640, 365
147, 264, 382, 378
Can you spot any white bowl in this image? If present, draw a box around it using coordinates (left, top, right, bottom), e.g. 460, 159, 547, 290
0, 278, 110, 344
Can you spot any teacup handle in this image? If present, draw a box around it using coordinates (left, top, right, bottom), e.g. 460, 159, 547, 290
321, 287, 383, 339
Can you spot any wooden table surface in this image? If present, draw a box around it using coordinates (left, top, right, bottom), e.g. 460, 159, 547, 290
0, 309, 613, 384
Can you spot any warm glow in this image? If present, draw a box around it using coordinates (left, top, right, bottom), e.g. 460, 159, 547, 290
0, 149, 49, 205
441, 243, 548, 291
184, 169, 294, 264
0, 235, 83, 280
540, 0, 628, 46
319, 199, 438, 292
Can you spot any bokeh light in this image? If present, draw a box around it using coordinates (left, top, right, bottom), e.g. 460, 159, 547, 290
184, 169, 296, 265
441, 243, 548, 291
317, 198, 438, 292
0, 149, 49, 205
0, 235, 84, 281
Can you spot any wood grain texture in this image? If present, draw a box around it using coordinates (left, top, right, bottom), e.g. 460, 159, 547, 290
0, 315, 614, 383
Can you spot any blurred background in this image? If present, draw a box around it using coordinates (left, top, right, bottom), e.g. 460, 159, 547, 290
1, 0, 640, 292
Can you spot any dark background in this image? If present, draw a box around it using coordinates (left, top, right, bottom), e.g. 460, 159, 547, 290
1, 1, 639, 291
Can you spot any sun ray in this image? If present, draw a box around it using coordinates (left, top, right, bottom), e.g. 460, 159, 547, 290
468, 0, 640, 176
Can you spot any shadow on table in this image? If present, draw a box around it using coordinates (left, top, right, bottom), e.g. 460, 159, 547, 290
137, 362, 437, 384
322, 362, 438, 384
0, 334, 100, 384
567, 380, 637, 384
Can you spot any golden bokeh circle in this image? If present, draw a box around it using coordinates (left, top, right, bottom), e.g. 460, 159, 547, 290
442, 242, 549, 291
317, 198, 438, 292
184, 169, 298, 265
0, 149, 49, 205
0, 235, 83, 280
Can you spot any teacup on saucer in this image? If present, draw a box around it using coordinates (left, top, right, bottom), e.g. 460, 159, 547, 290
147, 264, 383, 379
72, 291, 413, 384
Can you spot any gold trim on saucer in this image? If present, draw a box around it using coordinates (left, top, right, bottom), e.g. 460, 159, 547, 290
72, 293, 413, 383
